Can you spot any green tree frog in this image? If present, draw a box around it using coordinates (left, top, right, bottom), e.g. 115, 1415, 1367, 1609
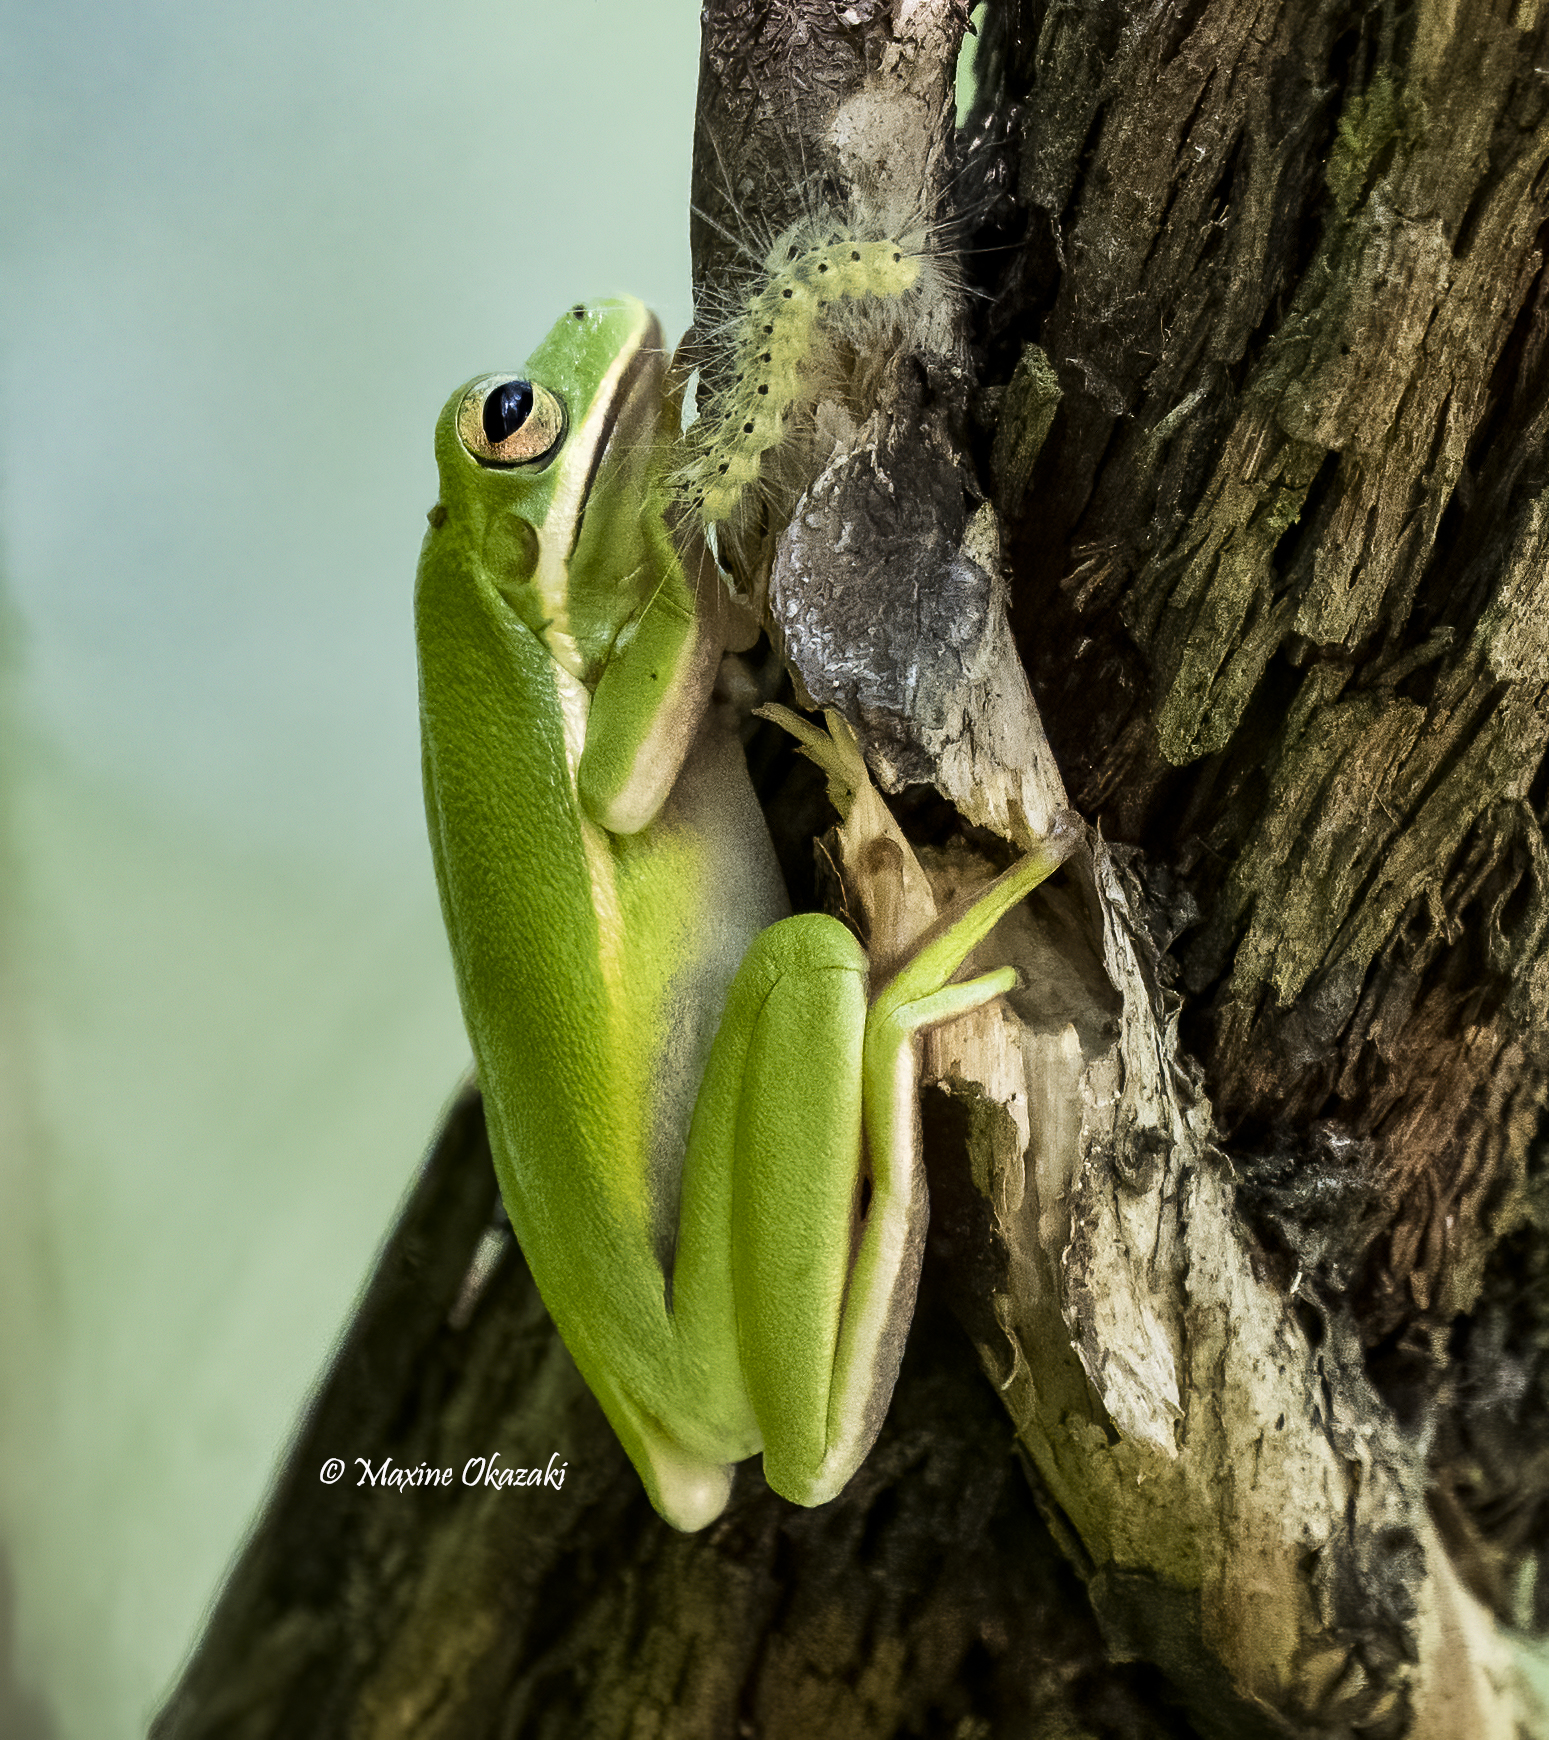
416, 297, 1071, 1531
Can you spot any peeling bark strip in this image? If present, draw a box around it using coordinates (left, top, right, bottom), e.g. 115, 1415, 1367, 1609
156, 1, 1549, 1734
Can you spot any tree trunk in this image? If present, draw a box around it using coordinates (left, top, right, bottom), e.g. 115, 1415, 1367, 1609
155, 1, 1549, 1734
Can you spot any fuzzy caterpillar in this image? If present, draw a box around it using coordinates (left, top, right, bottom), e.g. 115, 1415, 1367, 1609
677, 212, 949, 536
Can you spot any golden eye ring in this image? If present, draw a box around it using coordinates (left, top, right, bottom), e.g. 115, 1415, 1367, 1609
456, 375, 566, 468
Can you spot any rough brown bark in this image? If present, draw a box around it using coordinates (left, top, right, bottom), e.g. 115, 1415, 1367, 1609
977, 0, 1549, 1639
156, 0, 1549, 1733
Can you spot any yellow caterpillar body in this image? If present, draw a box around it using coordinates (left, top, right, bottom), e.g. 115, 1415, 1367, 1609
677, 212, 944, 535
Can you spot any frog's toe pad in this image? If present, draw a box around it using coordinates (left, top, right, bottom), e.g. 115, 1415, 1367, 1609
640, 1440, 736, 1532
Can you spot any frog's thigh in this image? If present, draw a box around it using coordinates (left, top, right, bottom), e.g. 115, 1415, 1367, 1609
728, 914, 872, 1491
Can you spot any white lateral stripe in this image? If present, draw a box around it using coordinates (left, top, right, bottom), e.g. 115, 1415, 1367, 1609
552, 662, 592, 789
553, 661, 628, 1038
533, 323, 646, 677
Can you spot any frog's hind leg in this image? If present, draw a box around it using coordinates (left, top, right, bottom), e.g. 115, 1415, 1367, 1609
803, 840, 1077, 1506
673, 911, 874, 1507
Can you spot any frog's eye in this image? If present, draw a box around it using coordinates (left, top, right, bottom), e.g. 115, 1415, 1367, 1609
456, 375, 567, 468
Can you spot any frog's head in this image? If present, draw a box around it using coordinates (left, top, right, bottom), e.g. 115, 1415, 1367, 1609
427, 297, 672, 680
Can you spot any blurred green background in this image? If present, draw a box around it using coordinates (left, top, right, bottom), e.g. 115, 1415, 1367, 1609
0, 2, 696, 1733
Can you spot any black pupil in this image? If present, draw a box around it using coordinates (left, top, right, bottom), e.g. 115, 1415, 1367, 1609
484, 379, 534, 445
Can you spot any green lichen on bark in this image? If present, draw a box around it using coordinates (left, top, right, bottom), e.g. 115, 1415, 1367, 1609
1327, 70, 1405, 216
991, 342, 1064, 510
